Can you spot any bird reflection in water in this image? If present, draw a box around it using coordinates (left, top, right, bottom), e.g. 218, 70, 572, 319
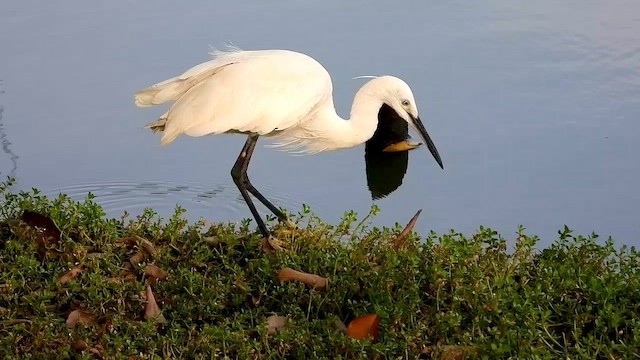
364, 103, 421, 200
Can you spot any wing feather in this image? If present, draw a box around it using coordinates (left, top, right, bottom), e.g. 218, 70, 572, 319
135, 49, 331, 146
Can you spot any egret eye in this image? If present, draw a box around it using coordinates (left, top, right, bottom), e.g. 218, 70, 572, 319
402, 100, 410, 107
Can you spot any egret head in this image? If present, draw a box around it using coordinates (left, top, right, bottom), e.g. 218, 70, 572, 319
363, 76, 444, 169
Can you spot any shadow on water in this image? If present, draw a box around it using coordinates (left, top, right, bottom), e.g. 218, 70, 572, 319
363, 103, 418, 200
365, 150, 409, 200
0, 80, 19, 179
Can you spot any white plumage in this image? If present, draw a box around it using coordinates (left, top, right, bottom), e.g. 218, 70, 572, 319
134, 46, 443, 237
135, 47, 426, 154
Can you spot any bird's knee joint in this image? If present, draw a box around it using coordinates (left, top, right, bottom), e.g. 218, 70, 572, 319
231, 169, 248, 184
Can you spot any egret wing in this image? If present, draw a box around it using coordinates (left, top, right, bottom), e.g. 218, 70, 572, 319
159, 51, 331, 145
134, 59, 238, 107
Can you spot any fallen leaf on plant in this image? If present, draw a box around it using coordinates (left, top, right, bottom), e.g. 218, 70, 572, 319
59, 265, 83, 284
129, 250, 146, 267
346, 314, 380, 341
266, 315, 288, 334
139, 237, 158, 258
5, 319, 31, 326
114, 237, 137, 249
66, 310, 96, 329
71, 340, 88, 352
392, 209, 422, 250
144, 264, 168, 281
20, 210, 61, 241
144, 286, 165, 323
277, 268, 327, 290
102, 319, 117, 338
20, 210, 63, 258
88, 344, 105, 359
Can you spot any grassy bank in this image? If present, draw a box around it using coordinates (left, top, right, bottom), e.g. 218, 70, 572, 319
0, 179, 638, 359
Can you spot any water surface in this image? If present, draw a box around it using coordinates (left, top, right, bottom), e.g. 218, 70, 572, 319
1, 1, 639, 247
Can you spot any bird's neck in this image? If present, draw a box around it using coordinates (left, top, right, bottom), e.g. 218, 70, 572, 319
314, 88, 382, 151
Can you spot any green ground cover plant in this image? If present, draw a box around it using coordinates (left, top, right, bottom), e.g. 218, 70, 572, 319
0, 178, 638, 359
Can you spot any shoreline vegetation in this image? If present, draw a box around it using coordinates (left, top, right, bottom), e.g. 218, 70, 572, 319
0, 178, 638, 359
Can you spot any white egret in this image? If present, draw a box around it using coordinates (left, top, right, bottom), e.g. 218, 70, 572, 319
134, 47, 443, 238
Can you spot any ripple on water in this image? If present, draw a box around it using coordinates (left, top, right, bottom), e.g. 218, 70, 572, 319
42, 180, 309, 222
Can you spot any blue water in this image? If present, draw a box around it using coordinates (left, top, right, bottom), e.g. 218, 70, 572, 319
1, 1, 638, 248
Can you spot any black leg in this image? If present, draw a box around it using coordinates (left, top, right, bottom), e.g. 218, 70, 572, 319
245, 184, 288, 222
231, 134, 288, 238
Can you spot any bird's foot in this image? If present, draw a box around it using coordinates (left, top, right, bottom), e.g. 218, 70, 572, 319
261, 235, 288, 254
282, 218, 298, 229
382, 140, 422, 152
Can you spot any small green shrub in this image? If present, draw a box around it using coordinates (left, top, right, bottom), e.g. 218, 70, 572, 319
0, 178, 638, 359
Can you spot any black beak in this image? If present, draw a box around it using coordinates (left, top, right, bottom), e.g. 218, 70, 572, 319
411, 115, 444, 169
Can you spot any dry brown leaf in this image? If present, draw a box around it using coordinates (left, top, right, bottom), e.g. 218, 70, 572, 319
20, 210, 63, 259
5, 319, 31, 326
71, 340, 88, 352
86, 251, 105, 259
334, 319, 347, 332
20, 210, 61, 242
266, 315, 288, 335
139, 237, 158, 258
88, 344, 105, 359
392, 209, 422, 250
59, 265, 83, 284
66, 310, 96, 329
144, 264, 168, 281
96, 317, 114, 338
144, 286, 165, 323
277, 268, 327, 290
345, 314, 380, 341
114, 236, 138, 249
129, 250, 146, 267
